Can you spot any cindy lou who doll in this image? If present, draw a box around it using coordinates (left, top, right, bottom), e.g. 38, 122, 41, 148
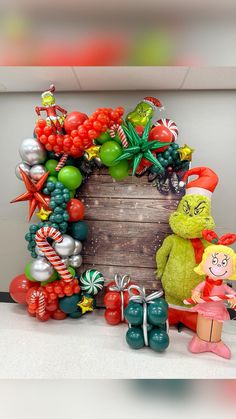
186, 230, 236, 359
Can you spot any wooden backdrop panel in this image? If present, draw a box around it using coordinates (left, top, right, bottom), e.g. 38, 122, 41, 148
78, 169, 180, 306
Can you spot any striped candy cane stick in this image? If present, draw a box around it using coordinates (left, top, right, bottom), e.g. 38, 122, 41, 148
28, 288, 47, 319
183, 294, 236, 305
56, 153, 69, 171
35, 226, 73, 283
110, 124, 128, 148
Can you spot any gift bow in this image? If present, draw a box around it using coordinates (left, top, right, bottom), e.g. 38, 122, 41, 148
128, 285, 164, 346
110, 274, 131, 292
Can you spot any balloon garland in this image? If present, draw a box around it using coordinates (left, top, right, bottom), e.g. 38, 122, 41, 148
10, 86, 193, 324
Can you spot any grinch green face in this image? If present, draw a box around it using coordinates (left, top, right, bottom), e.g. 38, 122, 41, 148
169, 194, 215, 239
126, 102, 154, 127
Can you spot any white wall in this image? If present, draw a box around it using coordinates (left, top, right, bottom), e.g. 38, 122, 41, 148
0, 91, 235, 291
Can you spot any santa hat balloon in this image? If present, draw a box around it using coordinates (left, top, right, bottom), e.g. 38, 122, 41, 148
179, 167, 219, 199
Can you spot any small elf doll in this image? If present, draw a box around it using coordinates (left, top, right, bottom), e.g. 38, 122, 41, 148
188, 230, 236, 359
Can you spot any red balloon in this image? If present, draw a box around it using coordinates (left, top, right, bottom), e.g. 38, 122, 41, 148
9, 274, 35, 305
104, 308, 121, 325
149, 125, 173, 153
66, 199, 85, 222
64, 112, 88, 133
52, 309, 67, 320
135, 125, 145, 137
104, 291, 121, 310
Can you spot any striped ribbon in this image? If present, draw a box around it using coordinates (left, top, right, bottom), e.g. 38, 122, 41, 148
29, 288, 46, 319
183, 294, 236, 305
56, 153, 69, 171
110, 124, 128, 148
35, 226, 73, 283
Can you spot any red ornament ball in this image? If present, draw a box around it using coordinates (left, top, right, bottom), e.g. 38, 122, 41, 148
104, 308, 121, 325
66, 198, 85, 222
149, 125, 173, 153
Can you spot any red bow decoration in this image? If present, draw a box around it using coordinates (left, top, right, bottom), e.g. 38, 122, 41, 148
202, 230, 236, 246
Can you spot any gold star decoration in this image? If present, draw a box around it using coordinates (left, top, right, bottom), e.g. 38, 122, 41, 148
77, 295, 94, 314
178, 144, 195, 161
36, 207, 52, 221
84, 145, 101, 161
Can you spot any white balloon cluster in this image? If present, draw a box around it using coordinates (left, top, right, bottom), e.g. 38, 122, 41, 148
53, 234, 83, 269
15, 138, 47, 181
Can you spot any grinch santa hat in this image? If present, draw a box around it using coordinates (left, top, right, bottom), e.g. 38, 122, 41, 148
179, 167, 219, 199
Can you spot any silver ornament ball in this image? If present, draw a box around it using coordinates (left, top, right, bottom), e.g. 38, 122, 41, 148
35, 245, 45, 257
69, 255, 83, 268
53, 234, 75, 257
19, 138, 46, 165
61, 257, 70, 267
30, 164, 47, 181
30, 257, 53, 282
15, 162, 31, 180
72, 240, 83, 255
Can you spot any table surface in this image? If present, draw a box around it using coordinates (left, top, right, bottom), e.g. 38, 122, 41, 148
0, 303, 236, 379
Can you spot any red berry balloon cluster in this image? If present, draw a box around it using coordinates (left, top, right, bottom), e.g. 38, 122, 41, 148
35, 107, 125, 158
104, 278, 138, 325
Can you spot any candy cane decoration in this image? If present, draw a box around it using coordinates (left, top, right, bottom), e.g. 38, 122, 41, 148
184, 294, 236, 305
155, 119, 179, 141
29, 288, 46, 319
35, 226, 73, 282
56, 153, 68, 171
110, 124, 128, 148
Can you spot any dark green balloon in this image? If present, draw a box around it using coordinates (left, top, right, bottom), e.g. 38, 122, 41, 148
69, 308, 83, 318
147, 299, 168, 326
68, 221, 88, 241
148, 328, 169, 352
124, 302, 143, 326
126, 327, 145, 349
59, 294, 82, 314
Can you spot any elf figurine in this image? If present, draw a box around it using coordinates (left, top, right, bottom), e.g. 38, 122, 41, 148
35, 84, 67, 133
187, 230, 236, 359
156, 167, 218, 331
126, 97, 163, 127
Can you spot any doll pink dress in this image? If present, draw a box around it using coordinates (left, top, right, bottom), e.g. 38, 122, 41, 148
191, 280, 236, 322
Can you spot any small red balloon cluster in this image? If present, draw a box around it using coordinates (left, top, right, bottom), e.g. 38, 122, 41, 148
35, 107, 125, 158
104, 274, 138, 325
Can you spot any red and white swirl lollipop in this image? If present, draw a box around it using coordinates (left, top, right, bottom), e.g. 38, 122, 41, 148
154, 118, 179, 142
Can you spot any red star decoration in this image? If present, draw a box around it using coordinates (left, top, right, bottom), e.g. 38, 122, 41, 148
11, 168, 50, 220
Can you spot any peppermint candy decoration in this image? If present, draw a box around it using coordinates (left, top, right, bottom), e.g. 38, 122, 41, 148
80, 269, 104, 295
155, 118, 179, 141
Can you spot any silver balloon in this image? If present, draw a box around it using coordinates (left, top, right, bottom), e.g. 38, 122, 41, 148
15, 162, 31, 180
30, 164, 47, 181
69, 255, 83, 268
53, 234, 75, 257
19, 138, 46, 165
35, 245, 45, 257
30, 257, 53, 282
72, 240, 83, 255
61, 257, 70, 267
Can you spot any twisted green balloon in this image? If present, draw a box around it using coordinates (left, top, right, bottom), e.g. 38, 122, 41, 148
114, 121, 170, 176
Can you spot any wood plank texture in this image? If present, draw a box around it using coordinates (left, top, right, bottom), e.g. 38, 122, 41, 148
77, 168, 181, 306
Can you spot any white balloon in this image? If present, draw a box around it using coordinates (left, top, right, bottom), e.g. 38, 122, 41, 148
53, 234, 75, 257
69, 255, 83, 268
15, 162, 31, 180
30, 257, 53, 282
72, 240, 83, 255
19, 138, 46, 165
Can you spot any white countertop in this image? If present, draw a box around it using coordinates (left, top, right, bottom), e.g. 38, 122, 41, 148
0, 303, 236, 379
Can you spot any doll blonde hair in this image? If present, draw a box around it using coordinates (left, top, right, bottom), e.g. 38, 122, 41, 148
194, 244, 236, 280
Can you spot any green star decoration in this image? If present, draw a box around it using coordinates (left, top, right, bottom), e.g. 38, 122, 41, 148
114, 121, 171, 176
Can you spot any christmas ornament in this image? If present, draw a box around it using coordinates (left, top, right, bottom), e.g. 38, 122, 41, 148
80, 269, 104, 296
19, 138, 46, 166
15, 162, 30, 180
124, 285, 169, 352
178, 144, 194, 161
10, 168, 50, 220
36, 207, 52, 221
29, 164, 47, 181
77, 295, 94, 314
126, 97, 163, 127
114, 121, 170, 176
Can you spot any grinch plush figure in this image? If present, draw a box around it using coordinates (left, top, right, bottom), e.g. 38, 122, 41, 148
156, 167, 219, 331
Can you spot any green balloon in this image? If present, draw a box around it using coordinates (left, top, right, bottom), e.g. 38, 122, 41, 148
45, 159, 58, 176
99, 141, 123, 167
58, 166, 83, 190
59, 294, 81, 314
25, 262, 37, 281
70, 190, 75, 198
124, 302, 143, 325
68, 221, 88, 241
69, 308, 83, 318
109, 160, 129, 181
147, 299, 168, 326
41, 270, 58, 286
96, 131, 111, 145
148, 328, 169, 352
48, 175, 58, 183
126, 327, 145, 349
